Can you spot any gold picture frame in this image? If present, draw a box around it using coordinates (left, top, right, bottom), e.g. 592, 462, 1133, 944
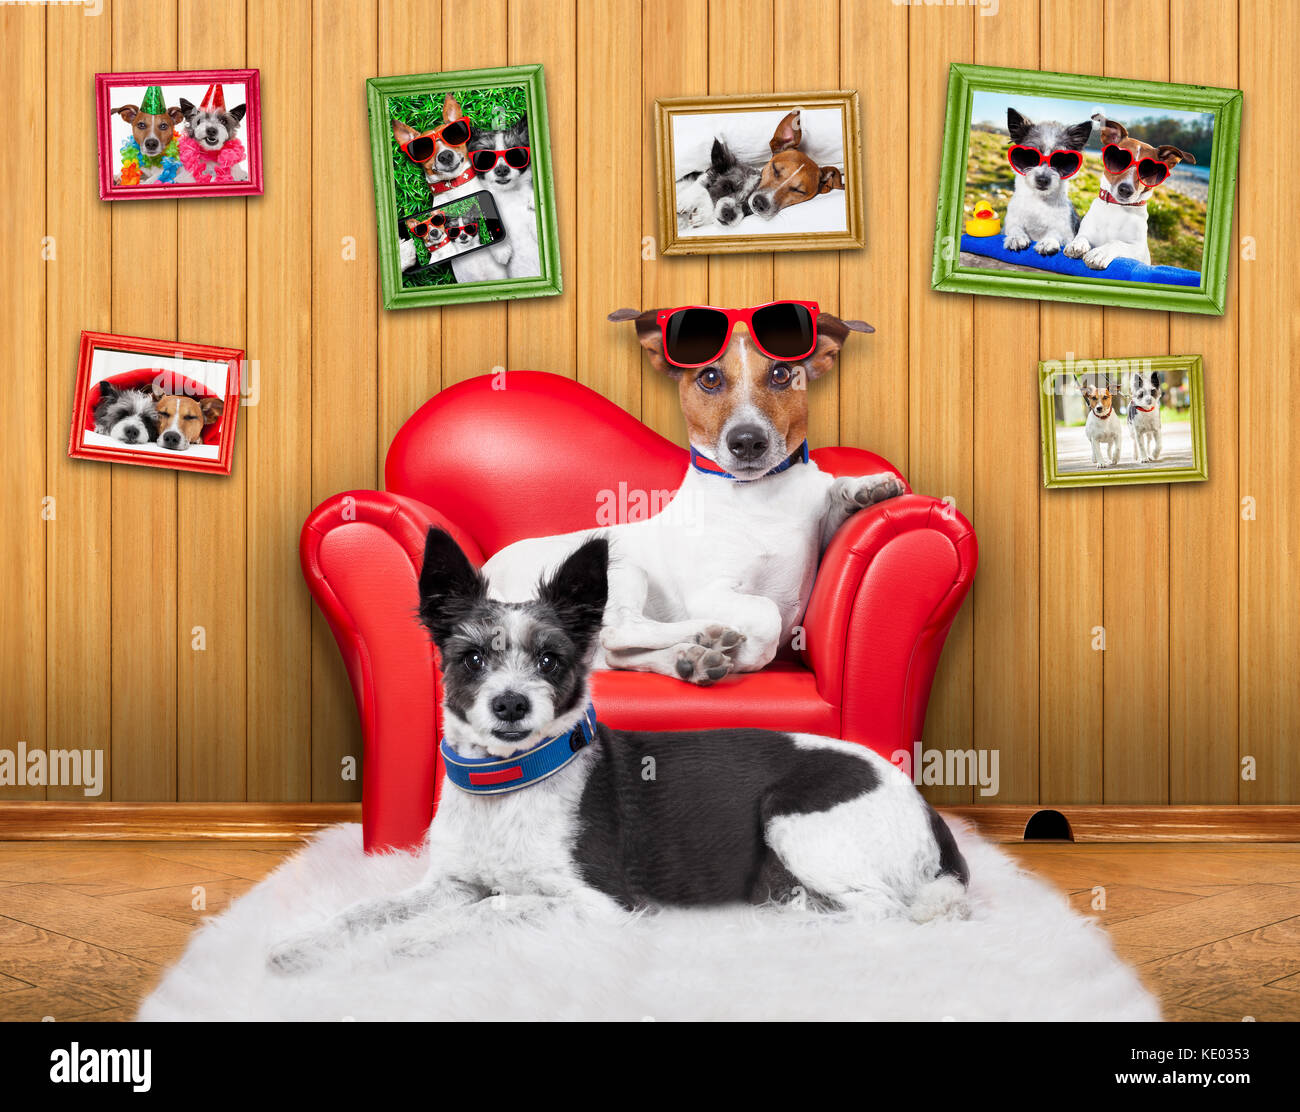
654, 91, 865, 256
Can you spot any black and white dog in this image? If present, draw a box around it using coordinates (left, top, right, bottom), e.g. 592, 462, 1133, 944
93, 381, 158, 446
468, 113, 539, 280
1127, 370, 1163, 464
268, 530, 969, 972
676, 139, 762, 230
1003, 108, 1092, 256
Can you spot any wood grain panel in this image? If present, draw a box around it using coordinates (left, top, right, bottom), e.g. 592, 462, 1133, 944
1239, 1, 1300, 803
839, 0, 907, 468
1038, 0, 1105, 805
1101, 0, 1170, 803
246, 0, 314, 801
109, 0, 179, 802
577, 0, 642, 413
909, 2, 973, 805
43, 3, 111, 802
972, 0, 1039, 803
508, 0, 578, 378
176, 0, 248, 802
377, 2, 444, 463
706, 0, 772, 313
310, 0, 378, 801
772, 0, 838, 452
1168, 0, 1238, 803
640, 0, 707, 443
0, 3, 46, 801
439, 0, 509, 387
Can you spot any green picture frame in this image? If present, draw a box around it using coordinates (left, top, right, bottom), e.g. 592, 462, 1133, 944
932, 64, 1241, 315
367, 64, 562, 311
1039, 355, 1209, 489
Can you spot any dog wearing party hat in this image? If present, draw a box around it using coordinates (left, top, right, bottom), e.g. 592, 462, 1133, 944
178, 84, 248, 184
112, 86, 183, 185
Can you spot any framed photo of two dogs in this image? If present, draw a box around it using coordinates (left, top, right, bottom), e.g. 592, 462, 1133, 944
81, 62, 1239, 484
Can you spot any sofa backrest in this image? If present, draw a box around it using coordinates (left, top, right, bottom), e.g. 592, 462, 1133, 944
386, 371, 903, 558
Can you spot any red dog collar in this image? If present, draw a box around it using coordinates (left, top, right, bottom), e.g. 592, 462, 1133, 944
429, 164, 477, 194
1100, 188, 1147, 207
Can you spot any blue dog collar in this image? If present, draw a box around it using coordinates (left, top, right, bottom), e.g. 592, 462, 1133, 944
689, 440, 809, 480
440, 705, 598, 795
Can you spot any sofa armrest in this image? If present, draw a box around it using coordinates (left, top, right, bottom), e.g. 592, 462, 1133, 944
799, 495, 977, 759
300, 491, 483, 853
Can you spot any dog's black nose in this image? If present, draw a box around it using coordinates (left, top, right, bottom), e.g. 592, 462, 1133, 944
727, 425, 769, 463
1117, 182, 1133, 197
1034, 172, 1052, 189
752, 193, 770, 212
160, 431, 183, 450
122, 428, 139, 442
490, 691, 530, 723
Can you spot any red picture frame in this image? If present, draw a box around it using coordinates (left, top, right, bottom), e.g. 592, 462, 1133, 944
69, 331, 244, 476
95, 68, 263, 201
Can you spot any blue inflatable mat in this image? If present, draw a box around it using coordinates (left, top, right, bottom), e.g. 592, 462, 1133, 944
960, 233, 1201, 287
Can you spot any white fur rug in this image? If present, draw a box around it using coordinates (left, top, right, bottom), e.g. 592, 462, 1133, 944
139, 823, 1159, 1021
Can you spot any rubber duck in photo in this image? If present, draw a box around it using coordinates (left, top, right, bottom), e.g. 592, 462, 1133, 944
965, 199, 1002, 237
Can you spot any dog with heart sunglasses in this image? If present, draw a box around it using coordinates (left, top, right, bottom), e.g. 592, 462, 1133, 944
1001, 107, 1093, 257
1064, 113, 1195, 270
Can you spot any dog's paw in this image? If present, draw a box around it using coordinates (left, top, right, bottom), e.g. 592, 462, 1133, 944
848, 473, 906, 509
1083, 246, 1115, 270
1003, 232, 1030, 251
693, 623, 746, 655
1035, 237, 1062, 256
673, 643, 733, 686
1063, 236, 1089, 259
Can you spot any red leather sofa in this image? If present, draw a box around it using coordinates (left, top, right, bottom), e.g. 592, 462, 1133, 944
300, 372, 977, 852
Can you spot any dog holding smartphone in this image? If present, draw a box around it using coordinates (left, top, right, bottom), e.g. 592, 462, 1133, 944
481, 302, 905, 686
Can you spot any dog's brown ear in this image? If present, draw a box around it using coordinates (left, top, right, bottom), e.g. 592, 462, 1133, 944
442, 93, 463, 124
609, 308, 676, 377
1157, 144, 1195, 167
167, 106, 185, 126
769, 109, 803, 153
113, 104, 140, 123
805, 312, 869, 380
1092, 113, 1127, 145
200, 397, 225, 424
818, 166, 845, 194
391, 117, 417, 146
150, 383, 166, 401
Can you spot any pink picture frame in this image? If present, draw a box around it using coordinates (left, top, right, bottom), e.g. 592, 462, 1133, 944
95, 68, 263, 200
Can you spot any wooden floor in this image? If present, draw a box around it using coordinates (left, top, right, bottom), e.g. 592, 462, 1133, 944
0, 840, 1297, 1021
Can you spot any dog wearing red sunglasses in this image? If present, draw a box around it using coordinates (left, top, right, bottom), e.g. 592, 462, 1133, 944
1002, 108, 1093, 256
480, 304, 905, 686
1064, 113, 1195, 270
468, 113, 540, 280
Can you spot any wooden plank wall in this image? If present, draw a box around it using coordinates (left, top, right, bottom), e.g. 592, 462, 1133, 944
3, 0, 1295, 806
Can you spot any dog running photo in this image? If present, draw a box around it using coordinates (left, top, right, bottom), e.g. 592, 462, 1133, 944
1064, 113, 1195, 269
480, 301, 905, 685
1002, 107, 1092, 256
1126, 370, 1163, 464
1081, 380, 1124, 468
267, 530, 969, 973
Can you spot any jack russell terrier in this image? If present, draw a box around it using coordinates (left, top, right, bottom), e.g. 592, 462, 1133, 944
1064, 113, 1195, 270
151, 386, 224, 451
267, 530, 969, 972
1081, 380, 1123, 468
1127, 370, 1163, 464
481, 301, 905, 685
392, 95, 509, 283
1002, 107, 1092, 256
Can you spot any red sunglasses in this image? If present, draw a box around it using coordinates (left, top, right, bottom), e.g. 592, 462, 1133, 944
1007, 144, 1083, 179
1102, 143, 1171, 187
471, 146, 531, 173
399, 119, 473, 164
408, 213, 447, 238
451, 221, 479, 238
656, 301, 819, 369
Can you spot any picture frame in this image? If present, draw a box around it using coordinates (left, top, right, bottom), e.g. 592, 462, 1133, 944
654, 91, 865, 256
932, 64, 1241, 315
96, 69, 263, 201
69, 330, 244, 476
367, 64, 562, 311
1039, 354, 1208, 489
